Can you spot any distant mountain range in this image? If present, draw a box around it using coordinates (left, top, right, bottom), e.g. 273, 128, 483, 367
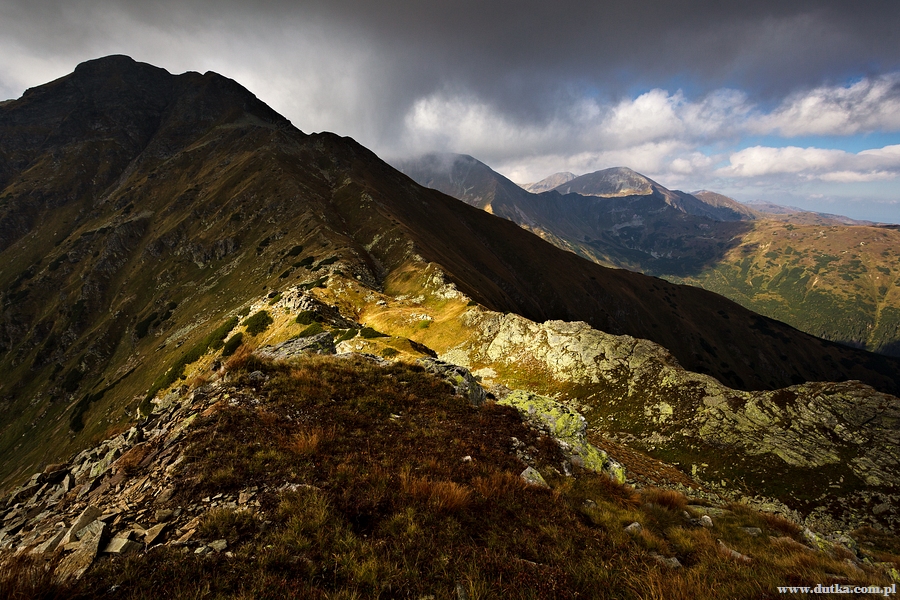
393, 153, 900, 355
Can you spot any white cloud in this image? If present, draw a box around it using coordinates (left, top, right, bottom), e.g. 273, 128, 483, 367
819, 171, 896, 183
396, 87, 750, 181
751, 74, 900, 136
603, 89, 686, 146
396, 74, 900, 180
719, 144, 900, 181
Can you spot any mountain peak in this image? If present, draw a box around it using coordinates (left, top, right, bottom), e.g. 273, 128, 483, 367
551, 166, 658, 197
392, 152, 526, 210
519, 171, 576, 193
72, 54, 157, 74
17, 54, 290, 133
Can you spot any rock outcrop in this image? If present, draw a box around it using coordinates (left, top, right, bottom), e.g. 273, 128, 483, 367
436, 308, 900, 532
256, 332, 337, 360
499, 390, 625, 482
416, 358, 486, 407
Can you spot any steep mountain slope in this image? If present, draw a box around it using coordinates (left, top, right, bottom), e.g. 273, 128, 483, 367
5, 325, 897, 597
3, 55, 900, 495
397, 153, 900, 355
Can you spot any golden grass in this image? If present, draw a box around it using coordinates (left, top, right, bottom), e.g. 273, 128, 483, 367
471, 470, 528, 499
290, 426, 335, 455
641, 487, 689, 512
223, 343, 253, 371
400, 470, 473, 514
759, 511, 802, 537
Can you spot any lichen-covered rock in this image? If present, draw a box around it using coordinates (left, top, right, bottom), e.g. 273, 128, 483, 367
520, 467, 549, 488
278, 288, 359, 329
256, 332, 336, 360
499, 390, 625, 483
416, 358, 486, 406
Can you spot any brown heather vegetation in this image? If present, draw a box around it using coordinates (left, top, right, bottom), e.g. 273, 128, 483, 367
1, 354, 895, 599
115, 443, 150, 476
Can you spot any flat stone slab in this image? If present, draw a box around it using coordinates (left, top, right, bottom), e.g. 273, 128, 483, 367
103, 537, 142, 554
256, 332, 336, 359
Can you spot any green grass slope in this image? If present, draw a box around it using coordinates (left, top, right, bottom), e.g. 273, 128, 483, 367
670, 221, 900, 356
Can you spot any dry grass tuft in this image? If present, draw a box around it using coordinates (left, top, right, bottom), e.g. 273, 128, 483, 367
640, 487, 688, 512
400, 471, 472, 513
427, 481, 473, 513
198, 507, 260, 543
471, 470, 528, 499
759, 511, 802, 537
185, 372, 210, 388
595, 473, 642, 509
290, 426, 335, 455
0, 550, 72, 599
223, 344, 253, 371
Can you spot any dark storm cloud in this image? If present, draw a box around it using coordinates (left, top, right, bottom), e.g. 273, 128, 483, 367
256, 0, 900, 101
2, 0, 899, 221
6, 0, 900, 107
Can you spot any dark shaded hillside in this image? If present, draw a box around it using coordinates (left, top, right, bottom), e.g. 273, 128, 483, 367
2, 56, 900, 488
334, 146, 900, 394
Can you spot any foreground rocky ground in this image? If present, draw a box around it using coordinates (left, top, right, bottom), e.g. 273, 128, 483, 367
1, 291, 899, 597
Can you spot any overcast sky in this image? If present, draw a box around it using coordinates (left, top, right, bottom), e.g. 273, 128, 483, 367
2, 1, 899, 222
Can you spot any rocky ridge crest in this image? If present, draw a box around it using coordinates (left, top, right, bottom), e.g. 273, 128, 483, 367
0, 290, 626, 579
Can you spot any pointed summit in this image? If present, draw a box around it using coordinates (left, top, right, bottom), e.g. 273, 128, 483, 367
520, 172, 576, 193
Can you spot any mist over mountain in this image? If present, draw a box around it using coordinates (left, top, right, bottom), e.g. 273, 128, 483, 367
743, 199, 879, 226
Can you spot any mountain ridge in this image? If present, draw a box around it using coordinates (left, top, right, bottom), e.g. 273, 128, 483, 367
519, 171, 575, 193
396, 152, 900, 355
2, 54, 899, 491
